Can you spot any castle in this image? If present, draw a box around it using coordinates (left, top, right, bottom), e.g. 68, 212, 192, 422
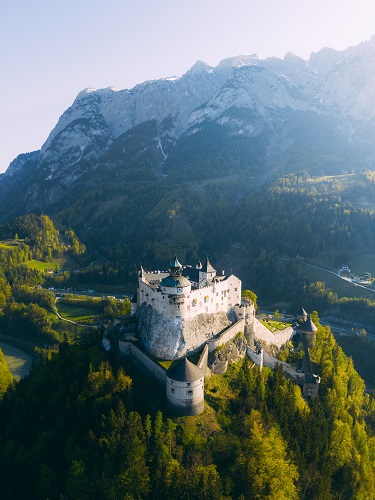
132, 257, 250, 360
119, 257, 319, 415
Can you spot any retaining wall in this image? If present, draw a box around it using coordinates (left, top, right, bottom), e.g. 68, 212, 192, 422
207, 319, 245, 352
119, 340, 167, 386
253, 318, 294, 348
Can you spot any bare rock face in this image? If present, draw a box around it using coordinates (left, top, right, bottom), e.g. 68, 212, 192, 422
208, 334, 248, 374
136, 303, 231, 360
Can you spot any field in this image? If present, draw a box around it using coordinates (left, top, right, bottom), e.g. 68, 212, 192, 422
304, 265, 375, 300
56, 302, 98, 323
25, 255, 76, 271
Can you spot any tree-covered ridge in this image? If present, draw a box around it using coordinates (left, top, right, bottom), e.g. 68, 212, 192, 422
1, 315, 375, 499
0, 213, 85, 263
0, 215, 87, 346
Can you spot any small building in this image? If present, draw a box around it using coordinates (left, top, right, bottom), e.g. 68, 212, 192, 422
166, 357, 204, 416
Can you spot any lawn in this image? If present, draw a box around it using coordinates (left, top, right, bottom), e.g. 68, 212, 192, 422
259, 319, 291, 332
26, 259, 58, 271
56, 302, 98, 323
25, 254, 76, 272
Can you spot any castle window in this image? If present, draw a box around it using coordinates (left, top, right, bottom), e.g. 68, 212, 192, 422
186, 390, 193, 395
171, 387, 175, 393
234, 288, 237, 291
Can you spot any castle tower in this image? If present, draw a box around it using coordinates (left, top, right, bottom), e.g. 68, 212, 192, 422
199, 256, 216, 285
297, 307, 308, 322
298, 315, 318, 347
166, 357, 204, 415
159, 256, 191, 298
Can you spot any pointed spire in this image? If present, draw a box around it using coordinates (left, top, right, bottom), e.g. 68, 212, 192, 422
201, 255, 215, 273
139, 263, 145, 279
169, 256, 182, 277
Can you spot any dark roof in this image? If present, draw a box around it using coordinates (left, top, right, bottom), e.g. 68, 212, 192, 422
166, 357, 203, 382
298, 315, 318, 333
182, 266, 200, 283
160, 275, 191, 288
201, 256, 216, 273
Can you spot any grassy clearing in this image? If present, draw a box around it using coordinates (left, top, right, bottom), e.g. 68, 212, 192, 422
259, 319, 291, 332
25, 255, 76, 271
56, 302, 98, 323
0, 240, 20, 250
26, 259, 58, 271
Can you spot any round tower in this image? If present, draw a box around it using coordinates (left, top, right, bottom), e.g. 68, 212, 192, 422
298, 314, 318, 346
160, 257, 191, 296
166, 357, 204, 416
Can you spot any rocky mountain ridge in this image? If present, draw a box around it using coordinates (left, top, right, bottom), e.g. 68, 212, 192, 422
2, 37, 375, 220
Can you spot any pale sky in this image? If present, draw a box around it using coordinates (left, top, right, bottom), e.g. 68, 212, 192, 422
1, 0, 375, 173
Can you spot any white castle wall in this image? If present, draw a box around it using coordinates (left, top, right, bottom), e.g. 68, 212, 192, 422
138, 274, 241, 320
166, 376, 204, 416
253, 318, 294, 348
207, 319, 245, 352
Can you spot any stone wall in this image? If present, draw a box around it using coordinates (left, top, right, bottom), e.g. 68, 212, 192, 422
253, 318, 294, 348
247, 345, 263, 370
207, 319, 245, 352
119, 340, 167, 386
166, 377, 204, 416
197, 344, 209, 374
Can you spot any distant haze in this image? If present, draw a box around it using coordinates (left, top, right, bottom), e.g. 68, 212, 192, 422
1, 0, 375, 173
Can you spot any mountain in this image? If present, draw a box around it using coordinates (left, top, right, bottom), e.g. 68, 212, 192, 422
2, 38, 375, 271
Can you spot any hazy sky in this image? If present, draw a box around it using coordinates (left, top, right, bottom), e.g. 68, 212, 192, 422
1, 0, 375, 173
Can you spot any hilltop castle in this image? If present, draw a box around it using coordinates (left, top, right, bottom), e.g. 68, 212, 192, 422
120, 256, 319, 415
132, 257, 250, 360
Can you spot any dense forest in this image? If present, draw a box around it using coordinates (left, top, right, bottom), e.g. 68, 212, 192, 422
1, 316, 375, 498
1, 207, 375, 498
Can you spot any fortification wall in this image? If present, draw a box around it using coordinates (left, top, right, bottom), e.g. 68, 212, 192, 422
207, 319, 245, 352
138, 275, 241, 320
119, 340, 167, 386
253, 318, 294, 348
247, 345, 263, 370
197, 344, 209, 374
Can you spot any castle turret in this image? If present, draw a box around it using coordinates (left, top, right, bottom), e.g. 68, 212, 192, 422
199, 256, 216, 285
298, 314, 317, 347
166, 357, 204, 415
297, 307, 308, 322
160, 256, 191, 298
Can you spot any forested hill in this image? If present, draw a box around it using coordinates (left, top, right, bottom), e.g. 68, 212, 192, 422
1, 315, 375, 499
